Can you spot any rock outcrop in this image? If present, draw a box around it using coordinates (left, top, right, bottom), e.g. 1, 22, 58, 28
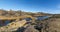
0, 20, 26, 32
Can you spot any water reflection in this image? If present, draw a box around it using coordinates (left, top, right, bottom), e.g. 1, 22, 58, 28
0, 20, 14, 26
5, 20, 10, 25
24, 18, 32, 21
36, 16, 49, 21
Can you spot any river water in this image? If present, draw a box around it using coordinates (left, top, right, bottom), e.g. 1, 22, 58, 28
0, 16, 49, 26
36, 16, 49, 21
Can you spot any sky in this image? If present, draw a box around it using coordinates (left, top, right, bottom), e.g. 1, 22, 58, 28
0, 0, 60, 14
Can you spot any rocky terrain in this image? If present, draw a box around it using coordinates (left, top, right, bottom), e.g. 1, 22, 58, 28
0, 9, 60, 32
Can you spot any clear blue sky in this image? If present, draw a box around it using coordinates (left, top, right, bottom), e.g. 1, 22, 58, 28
0, 0, 60, 14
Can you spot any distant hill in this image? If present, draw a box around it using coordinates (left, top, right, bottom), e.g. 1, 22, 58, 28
0, 9, 52, 17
